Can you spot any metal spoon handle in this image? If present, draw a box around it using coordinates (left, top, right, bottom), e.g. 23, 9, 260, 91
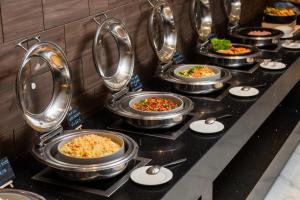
252, 83, 267, 88
216, 114, 233, 120
162, 158, 187, 168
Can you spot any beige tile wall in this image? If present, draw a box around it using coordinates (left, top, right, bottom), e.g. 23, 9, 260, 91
0, 0, 267, 159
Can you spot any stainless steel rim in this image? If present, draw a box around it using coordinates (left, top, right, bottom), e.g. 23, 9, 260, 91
106, 91, 194, 120
32, 130, 138, 172
93, 15, 134, 92
0, 189, 46, 200
197, 43, 261, 67
16, 37, 72, 133
232, 27, 284, 41
148, 0, 177, 63
160, 65, 232, 94
190, 0, 212, 42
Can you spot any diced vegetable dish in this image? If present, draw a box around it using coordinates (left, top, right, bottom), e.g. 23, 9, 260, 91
133, 97, 178, 112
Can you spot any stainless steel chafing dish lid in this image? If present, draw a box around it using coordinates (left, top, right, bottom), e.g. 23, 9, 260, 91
190, 0, 212, 43
148, 0, 177, 63
0, 189, 46, 200
224, 0, 241, 32
93, 14, 134, 92
16, 36, 72, 133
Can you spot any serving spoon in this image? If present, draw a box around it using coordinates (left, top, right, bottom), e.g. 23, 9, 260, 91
146, 158, 187, 175
240, 83, 267, 91
204, 114, 233, 125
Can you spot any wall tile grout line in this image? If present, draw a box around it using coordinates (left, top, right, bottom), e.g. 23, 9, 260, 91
0, 1, 4, 43
40, 0, 46, 30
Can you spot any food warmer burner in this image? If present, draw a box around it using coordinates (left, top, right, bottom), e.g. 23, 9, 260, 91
92, 14, 194, 129
192, 0, 261, 68
16, 36, 138, 181
225, 0, 284, 47
147, 0, 231, 94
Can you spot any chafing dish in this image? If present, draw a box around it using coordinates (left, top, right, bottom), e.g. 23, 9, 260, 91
16, 36, 138, 181
92, 13, 193, 129
197, 43, 261, 68
148, 0, 231, 93
192, 0, 261, 68
0, 189, 45, 200
159, 64, 231, 94
230, 27, 283, 47
224, 0, 284, 47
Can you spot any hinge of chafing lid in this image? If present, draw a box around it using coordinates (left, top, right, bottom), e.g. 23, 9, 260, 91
34, 125, 63, 148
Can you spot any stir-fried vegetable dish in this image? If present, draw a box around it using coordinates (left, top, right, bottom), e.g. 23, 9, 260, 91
133, 97, 178, 112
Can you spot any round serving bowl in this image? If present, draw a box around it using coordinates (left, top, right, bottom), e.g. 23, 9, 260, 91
264, 13, 297, 24
197, 43, 261, 68
160, 65, 232, 94
128, 94, 184, 116
32, 130, 138, 181
106, 91, 194, 129
0, 189, 45, 200
173, 65, 221, 82
231, 27, 284, 47
56, 132, 125, 165
264, 2, 298, 24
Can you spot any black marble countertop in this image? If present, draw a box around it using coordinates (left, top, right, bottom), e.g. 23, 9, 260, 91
8, 45, 300, 200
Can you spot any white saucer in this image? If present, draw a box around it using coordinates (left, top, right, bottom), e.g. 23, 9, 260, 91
260, 61, 286, 70
189, 120, 224, 134
282, 42, 300, 49
130, 166, 173, 186
229, 86, 259, 97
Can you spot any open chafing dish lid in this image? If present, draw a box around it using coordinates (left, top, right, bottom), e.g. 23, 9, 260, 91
92, 14, 134, 93
148, 0, 177, 64
16, 36, 72, 133
0, 189, 46, 200
190, 0, 213, 43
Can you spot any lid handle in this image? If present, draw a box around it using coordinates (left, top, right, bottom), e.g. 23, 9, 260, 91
16, 36, 41, 52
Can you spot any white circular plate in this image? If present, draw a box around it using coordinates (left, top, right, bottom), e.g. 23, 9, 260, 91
282, 42, 300, 49
189, 120, 224, 134
130, 166, 173, 186
229, 86, 259, 97
260, 61, 286, 70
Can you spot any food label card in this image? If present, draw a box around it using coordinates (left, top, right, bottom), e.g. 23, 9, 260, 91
0, 157, 15, 187
66, 107, 83, 130
129, 74, 143, 92
172, 52, 185, 64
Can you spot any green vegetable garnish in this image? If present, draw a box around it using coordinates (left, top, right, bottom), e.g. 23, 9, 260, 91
210, 38, 232, 51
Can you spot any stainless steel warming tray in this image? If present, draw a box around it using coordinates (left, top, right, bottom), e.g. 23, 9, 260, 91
16, 36, 138, 181
92, 13, 193, 129
197, 43, 261, 68
225, 0, 284, 47
159, 64, 232, 94
148, 0, 231, 94
230, 27, 284, 47
106, 91, 193, 129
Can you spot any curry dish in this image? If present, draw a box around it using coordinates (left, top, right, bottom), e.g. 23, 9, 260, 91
133, 97, 178, 112
59, 134, 121, 159
217, 46, 251, 55
177, 66, 216, 78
